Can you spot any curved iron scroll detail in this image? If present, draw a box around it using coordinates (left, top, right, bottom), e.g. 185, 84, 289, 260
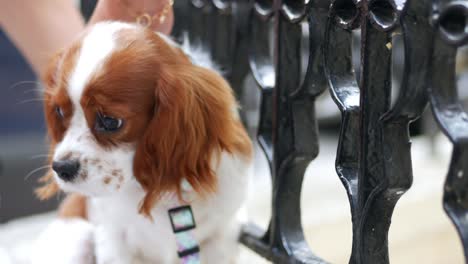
324, 0, 432, 263
429, 0, 468, 260
239, 0, 329, 263
171, 0, 468, 263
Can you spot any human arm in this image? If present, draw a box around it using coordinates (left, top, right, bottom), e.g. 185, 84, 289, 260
89, 0, 174, 35
0, 0, 85, 76
0, 0, 174, 76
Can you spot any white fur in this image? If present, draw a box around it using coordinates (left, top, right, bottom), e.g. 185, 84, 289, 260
0, 248, 12, 264
37, 22, 251, 264
31, 219, 94, 264
157, 32, 221, 73
68, 22, 133, 104
86, 152, 249, 264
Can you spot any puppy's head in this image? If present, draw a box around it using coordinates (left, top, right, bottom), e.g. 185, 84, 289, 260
38, 22, 251, 215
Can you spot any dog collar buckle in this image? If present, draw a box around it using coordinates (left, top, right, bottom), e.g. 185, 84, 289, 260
168, 205, 200, 264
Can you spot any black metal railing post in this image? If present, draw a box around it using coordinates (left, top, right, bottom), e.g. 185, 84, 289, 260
429, 0, 468, 260
171, 0, 468, 262
324, 0, 433, 263
240, 1, 330, 263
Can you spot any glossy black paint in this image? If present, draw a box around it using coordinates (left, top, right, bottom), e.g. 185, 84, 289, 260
430, 0, 468, 261
324, 0, 433, 262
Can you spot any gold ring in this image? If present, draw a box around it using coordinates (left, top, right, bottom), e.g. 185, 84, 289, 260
136, 13, 153, 27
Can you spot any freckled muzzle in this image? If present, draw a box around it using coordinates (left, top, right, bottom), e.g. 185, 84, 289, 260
52, 160, 80, 182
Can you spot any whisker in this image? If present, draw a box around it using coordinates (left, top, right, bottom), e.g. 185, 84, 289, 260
17, 98, 46, 104
25, 165, 51, 181
30, 154, 53, 160
23, 88, 54, 96
23, 88, 43, 95
8, 80, 41, 90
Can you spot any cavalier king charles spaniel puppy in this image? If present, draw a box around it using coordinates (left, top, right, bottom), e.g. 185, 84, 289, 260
32, 21, 252, 264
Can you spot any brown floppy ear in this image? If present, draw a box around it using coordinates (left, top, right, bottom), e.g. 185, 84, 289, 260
35, 144, 60, 200
35, 51, 64, 200
41, 50, 64, 90
134, 64, 252, 216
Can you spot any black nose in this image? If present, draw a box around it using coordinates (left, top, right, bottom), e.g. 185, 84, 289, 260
52, 160, 80, 182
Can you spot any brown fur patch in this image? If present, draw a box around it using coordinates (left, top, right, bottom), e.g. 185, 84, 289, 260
81, 168, 88, 180
103, 177, 112, 184
131, 30, 253, 216
59, 152, 73, 161
58, 194, 87, 219
37, 39, 83, 200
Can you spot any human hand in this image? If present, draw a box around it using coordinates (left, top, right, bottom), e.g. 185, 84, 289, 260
89, 0, 174, 34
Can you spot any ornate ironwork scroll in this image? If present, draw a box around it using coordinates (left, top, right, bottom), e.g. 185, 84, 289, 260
429, 0, 468, 260
239, 1, 329, 263
324, 0, 433, 263
172, 1, 468, 262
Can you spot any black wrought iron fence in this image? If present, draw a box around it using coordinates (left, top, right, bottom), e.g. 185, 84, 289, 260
169, 0, 468, 263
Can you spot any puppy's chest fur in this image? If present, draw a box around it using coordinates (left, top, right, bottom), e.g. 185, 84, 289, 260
87, 152, 250, 263
88, 190, 177, 262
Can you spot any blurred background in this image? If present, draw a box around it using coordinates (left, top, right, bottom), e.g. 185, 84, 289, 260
0, 30, 58, 222
0, 1, 468, 264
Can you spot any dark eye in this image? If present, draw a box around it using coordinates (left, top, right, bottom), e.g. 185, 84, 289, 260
55, 106, 64, 118
95, 113, 123, 132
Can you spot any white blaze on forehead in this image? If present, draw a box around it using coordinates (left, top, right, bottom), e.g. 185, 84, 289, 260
68, 22, 134, 104
54, 22, 136, 160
